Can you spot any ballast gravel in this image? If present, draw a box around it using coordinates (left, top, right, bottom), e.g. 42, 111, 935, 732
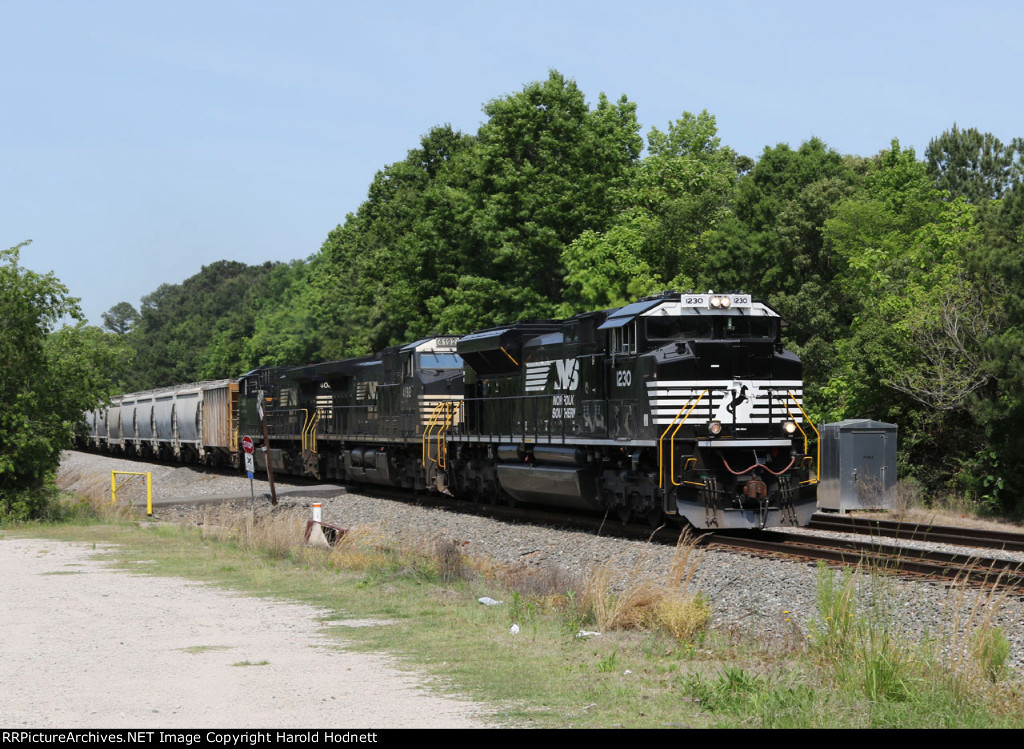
8, 450, 1024, 727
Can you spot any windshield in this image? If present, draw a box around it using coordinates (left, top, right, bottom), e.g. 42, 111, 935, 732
418, 352, 463, 369
645, 317, 715, 341
644, 316, 777, 342
722, 317, 777, 339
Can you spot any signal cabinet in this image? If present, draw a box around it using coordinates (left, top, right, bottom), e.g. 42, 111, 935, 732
818, 419, 898, 513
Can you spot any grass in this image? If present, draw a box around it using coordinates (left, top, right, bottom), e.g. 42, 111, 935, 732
6, 493, 1024, 728
880, 478, 1024, 531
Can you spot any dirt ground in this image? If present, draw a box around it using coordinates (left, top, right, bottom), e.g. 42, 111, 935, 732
0, 536, 491, 729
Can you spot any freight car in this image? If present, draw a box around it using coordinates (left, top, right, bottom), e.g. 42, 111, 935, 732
81, 379, 239, 466
83, 292, 819, 529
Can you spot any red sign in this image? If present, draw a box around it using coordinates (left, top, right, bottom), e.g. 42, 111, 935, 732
242, 435, 255, 454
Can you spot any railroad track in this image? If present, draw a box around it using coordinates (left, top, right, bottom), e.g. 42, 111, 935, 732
809, 513, 1024, 553
354, 493, 1024, 591
708, 528, 1024, 592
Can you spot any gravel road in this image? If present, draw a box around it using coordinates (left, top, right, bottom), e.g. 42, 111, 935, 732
0, 535, 490, 728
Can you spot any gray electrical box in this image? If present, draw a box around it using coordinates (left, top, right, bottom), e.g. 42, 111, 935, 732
818, 420, 897, 513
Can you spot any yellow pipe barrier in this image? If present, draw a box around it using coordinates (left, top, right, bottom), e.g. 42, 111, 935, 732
111, 471, 153, 517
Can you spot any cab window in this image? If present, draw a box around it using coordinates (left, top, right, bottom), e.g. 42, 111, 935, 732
645, 317, 715, 341
722, 317, 777, 339
418, 352, 463, 369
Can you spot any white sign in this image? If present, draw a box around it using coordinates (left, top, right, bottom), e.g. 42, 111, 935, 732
244, 452, 255, 474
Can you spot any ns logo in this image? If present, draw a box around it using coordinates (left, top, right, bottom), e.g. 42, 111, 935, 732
524, 357, 580, 393
554, 359, 579, 391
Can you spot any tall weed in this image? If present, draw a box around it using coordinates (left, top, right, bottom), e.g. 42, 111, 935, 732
810, 560, 1015, 707
578, 530, 710, 641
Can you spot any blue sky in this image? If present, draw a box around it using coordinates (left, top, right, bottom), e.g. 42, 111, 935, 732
3, 0, 1022, 326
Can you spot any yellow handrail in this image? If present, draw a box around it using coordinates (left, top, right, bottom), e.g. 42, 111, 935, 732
302, 409, 321, 454
784, 391, 820, 485
435, 401, 463, 470
658, 389, 708, 489
421, 401, 448, 468
669, 394, 706, 486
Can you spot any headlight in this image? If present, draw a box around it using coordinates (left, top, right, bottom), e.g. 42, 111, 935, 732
783, 420, 798, 435
720, 296, 732, 308
710, 296, 722, 308
708, 420, 723, 436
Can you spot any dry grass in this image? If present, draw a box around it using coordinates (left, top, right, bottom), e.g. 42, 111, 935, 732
199, 505, 308, 557
497, 563, 581, 599
857, 479, 1024, 532
943, 568, 1014, 685
888, 479, 923, 519
579, 530, 710, 641
325, 525, 391, 572
488, 530, 710, 641
882, 503, 1024, 533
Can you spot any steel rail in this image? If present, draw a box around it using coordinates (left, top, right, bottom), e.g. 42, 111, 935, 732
809, 514, 1024, 553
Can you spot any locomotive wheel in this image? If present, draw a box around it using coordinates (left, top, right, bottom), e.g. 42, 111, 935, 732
645, 507, 664, 529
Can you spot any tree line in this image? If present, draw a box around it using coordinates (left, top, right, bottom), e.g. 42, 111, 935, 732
6, 70, 1023, 517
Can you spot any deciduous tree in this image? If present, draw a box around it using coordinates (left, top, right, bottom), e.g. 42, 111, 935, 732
0, 242, 128, 518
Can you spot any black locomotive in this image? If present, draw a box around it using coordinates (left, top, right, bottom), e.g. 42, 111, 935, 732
234, 291, 819, 529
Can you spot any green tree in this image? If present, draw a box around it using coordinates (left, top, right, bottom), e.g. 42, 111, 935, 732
101, 301, 139, 335
560, 110, 741, 312
699, 137, 859, 401
925, 124, 1024, 203
127, 260, 282, 388
963, 177, 1024, 510
0, 242, 128, 518
308, 123, 477, 357
307, 71, 642, 354
822, 143, 995, 495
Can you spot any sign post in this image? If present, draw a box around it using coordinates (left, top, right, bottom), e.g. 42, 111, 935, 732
256, 390, 278, 505
242, 435, 256, 505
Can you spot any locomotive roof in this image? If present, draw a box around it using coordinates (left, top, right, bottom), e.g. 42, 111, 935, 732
399, 336, 461, 353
